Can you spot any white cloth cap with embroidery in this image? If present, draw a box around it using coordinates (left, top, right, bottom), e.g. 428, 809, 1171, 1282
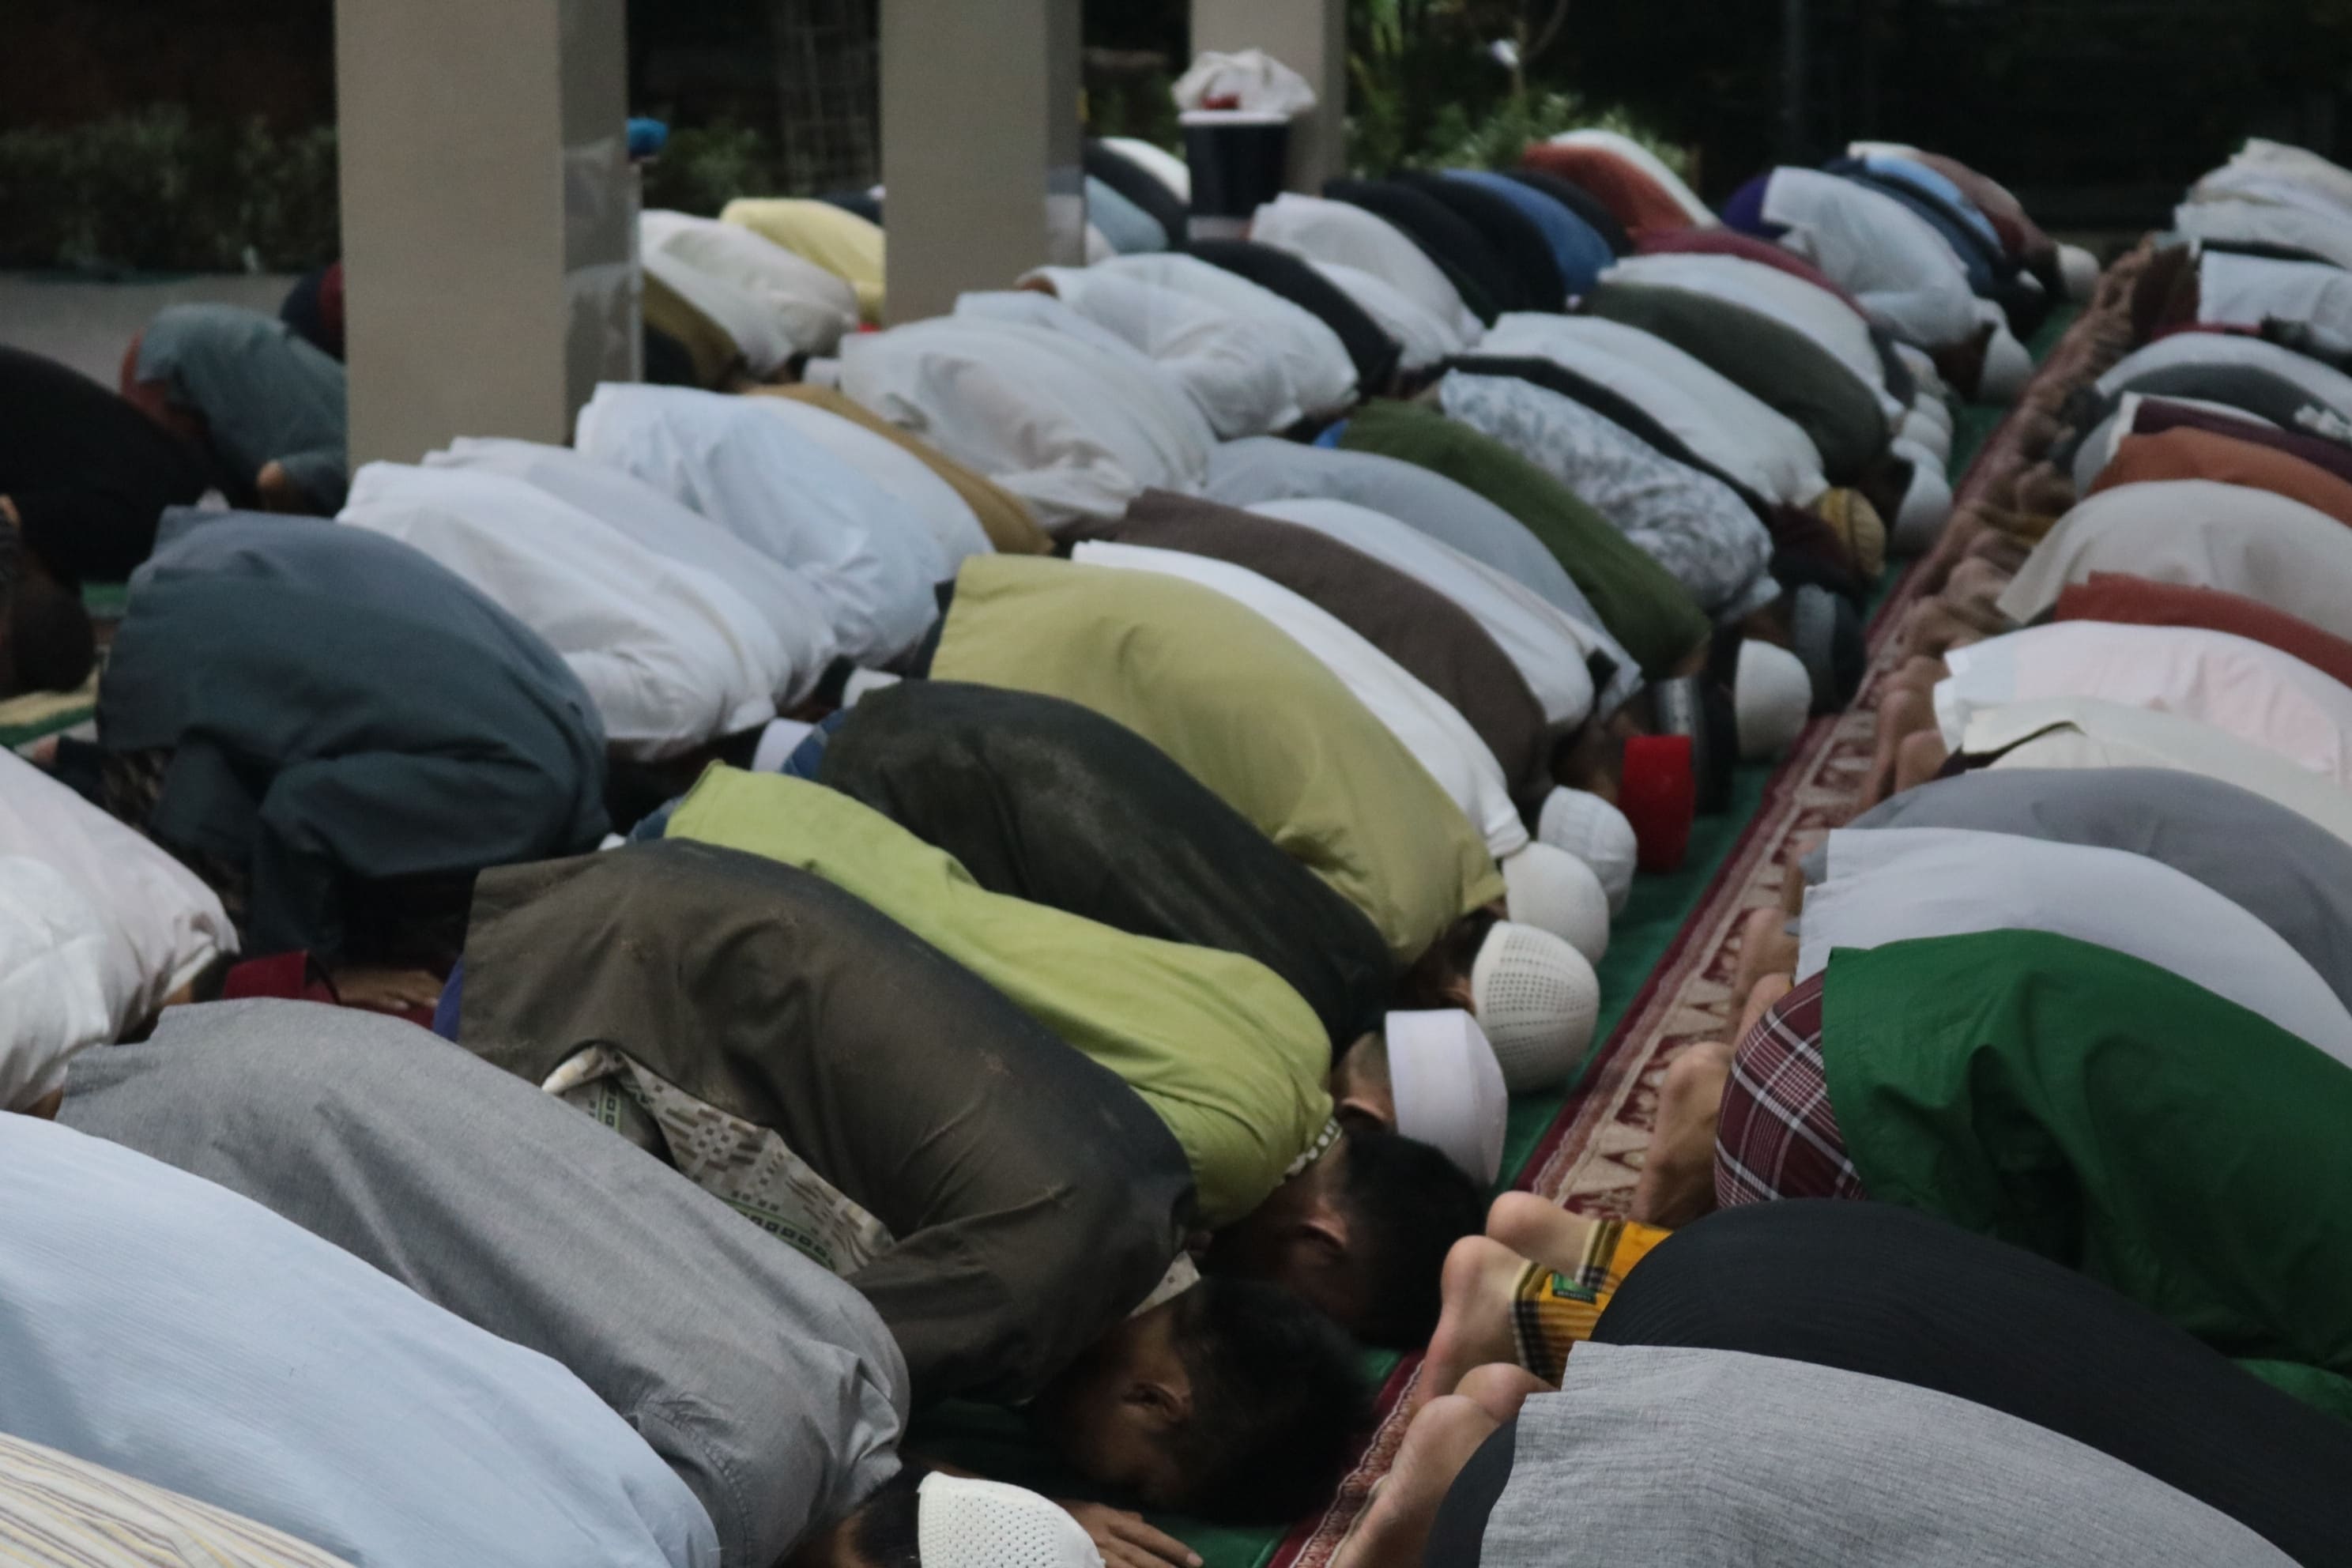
1385, 1008, 1509, 1185
1536, 789, 1637, 915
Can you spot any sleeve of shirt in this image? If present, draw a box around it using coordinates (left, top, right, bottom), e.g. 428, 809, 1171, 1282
246, 750, 582, 958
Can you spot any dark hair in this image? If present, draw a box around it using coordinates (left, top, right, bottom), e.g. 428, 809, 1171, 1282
8, 576, 96, 695
1336, 1125, 1485, 1347
1392, 908, 1498, 1011
1168, 1277, 1370, 1523
850, 1464, 929, 1568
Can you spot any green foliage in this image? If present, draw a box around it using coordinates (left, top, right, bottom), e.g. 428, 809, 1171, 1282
639, 119, 784, 217
1418, 90, 1694, 175
0, 107, 339, 273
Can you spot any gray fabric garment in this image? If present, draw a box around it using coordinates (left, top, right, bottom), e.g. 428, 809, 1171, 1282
1480, 1344, 2294, 1568
1438, 371, 1778, 621
1201, 436, 1640, 714
1819, 766, 2352, 1018
134, 304, 348, 509
58, 1000, 907, 1568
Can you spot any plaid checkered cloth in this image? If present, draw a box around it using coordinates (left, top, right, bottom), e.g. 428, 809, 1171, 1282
1507, 1219, 1672, 1381
1713, 972, 1868, 1208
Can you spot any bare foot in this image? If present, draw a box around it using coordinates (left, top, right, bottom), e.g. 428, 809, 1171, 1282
1329, 1396, 1501, 1568
1899, 594, 2007, 662
1780, 832, 1826, 915
328, 966, 445, 1014
1453, 1363, 1550, 1425
1417, 1237, 1533, 1409
1485, 1190, 1600, 1278
1630, 1041, 1733, 1227
1947, 556, 2015, 603
1860, 687, 1935, 811
1739, 973, 1795, 1041
1733, 906, 1799, 1001
1894, 729, 1954, 795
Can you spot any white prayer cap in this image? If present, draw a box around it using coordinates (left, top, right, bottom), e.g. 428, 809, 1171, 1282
1977, 326, 2034, 405
1908, 393, 1954, 436
1733, 640, 1811, 761
1536, 788, 1637, 915
1384, 1008, 1509, 1185
918, 1473, 1104, 1568
1501, 842, 1610, 963
1470, 921, 1600, 1092
2060, 243, 2101, 302
1887, 443, 1954, 555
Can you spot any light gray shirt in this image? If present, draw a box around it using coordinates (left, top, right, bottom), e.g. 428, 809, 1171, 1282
60, 1000, 906, 1568
1483, 1344, 2293, 1568
1202, 435, 1640, 713
1831, 767, 2352, 1017
4, 1102, 717, 1568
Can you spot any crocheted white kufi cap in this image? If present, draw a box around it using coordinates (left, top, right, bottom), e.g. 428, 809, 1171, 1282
1470, 921, 1600, 1092
918, 1474, 1104, 1568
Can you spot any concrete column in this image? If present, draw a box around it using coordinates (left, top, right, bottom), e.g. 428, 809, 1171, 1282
1190, 0, 1346, 192
335, 0, 637, 468
879, 0, 1084, 326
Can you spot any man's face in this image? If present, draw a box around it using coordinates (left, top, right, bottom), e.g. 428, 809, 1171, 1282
1032, 1310, 1190, 1506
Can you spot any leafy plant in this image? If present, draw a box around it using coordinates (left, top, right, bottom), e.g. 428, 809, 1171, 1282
638, 118, 784, 217
0, 107, 338, 272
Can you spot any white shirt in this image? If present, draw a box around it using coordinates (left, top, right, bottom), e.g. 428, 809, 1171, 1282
0, 755, 235, 1105
1101, 136, 1190, 202
1935, 620, 2352, 784
1247, 193, 1484, 343
575, 382, 947, 662
341, 463, 781, 758
2192, 138, 2352, 223
424, 437, 839, 705
740, 396, 992, 566
1761, 167, 1981, 350
1599, 253, 1894, 413
1244, 496, 1597, 728
639, 210, 860, 353
842, 308, 1213, 526
2173, 198, 2352, 273
1546, 130, 1716, 225
1069, 539, 1530, 859
2092, 330, 2352, 424
640, 210, 858, 369
1087, 251, 1359, 415
1801, 826, 2352, 1066
1308, 258, 1473, 368
2197, 250, 2352, 355
0, 1115, 718, 1568
1480, 313, 1830, 505
1965, 695, 2352, 850
1998, 479, 2352, 643
1023, 266, 1307, 438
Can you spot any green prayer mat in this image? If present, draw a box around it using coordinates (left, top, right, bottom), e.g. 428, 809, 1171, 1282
909, 304, 2084, 1568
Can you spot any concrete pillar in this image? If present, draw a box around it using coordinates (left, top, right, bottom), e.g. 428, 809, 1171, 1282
1190, 0, 1346, 192
879, 0, 1084, 326
335, 0, 637, 468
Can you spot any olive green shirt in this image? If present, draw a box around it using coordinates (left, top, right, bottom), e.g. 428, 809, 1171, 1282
668, 765, 1333, 1227
930, 553, 1508, 963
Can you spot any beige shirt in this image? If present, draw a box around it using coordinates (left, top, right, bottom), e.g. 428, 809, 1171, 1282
2000, 479, 2352, 645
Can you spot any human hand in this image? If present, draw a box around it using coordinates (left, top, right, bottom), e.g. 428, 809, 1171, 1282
1056, 1501, 1201, 1568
